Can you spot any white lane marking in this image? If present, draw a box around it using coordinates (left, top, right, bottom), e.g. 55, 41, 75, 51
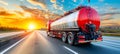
0, 36, 27, 54
63, 46, 78, 54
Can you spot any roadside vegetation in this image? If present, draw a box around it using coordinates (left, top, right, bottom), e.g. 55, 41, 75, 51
0, 27, 25, 33
100, 28, 120, 36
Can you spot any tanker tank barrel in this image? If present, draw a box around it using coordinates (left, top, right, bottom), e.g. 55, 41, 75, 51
47, 6, 102, 45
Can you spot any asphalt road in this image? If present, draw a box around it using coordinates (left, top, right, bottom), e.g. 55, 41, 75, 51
0, 30, 120, 54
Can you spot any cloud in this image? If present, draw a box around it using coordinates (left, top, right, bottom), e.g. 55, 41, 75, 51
100, 12, 120, 21
59, 7, 63, 10
101, 17, 113, 21
0, 0, 8, 5
13, 4, 23, 9
27, 0, 46, 9
0, 11, 12, 16
101, 22, 119, 26
50, 0, 65, 13
0, 7, 13, 16
53, 3, 57, 9
50, 0, 57, 9
50, 0, 56, 3
62, 0, 64, 2
109, 7, 117, 11
101, 12, 120, 16
102, 23, 118, 25
73, 0, 77, 2
0, 7, 6, 11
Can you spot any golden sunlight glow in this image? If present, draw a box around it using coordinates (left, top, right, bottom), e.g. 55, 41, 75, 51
28, 23, 36, 30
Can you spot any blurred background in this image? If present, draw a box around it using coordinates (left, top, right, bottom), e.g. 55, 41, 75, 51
0, 0, 120, 35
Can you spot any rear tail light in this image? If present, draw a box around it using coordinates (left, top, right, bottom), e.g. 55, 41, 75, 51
78, 36, 85, 43
78, 39, 85, 43
78, 36, 85, 38
97, 36, 102, 41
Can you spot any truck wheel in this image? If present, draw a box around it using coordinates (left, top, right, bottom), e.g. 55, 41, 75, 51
47, 32, 55, 37
47, 32, 49, 36
68, 32, 75, 45
62, 32, 67, 43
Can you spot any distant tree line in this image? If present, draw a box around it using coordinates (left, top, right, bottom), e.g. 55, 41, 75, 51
0, 27, 25, 32
100, 27, 120, 33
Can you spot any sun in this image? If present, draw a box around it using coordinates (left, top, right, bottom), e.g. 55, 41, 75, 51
28, 23, 36, 30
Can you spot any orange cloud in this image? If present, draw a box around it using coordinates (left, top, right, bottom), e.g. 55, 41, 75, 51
50, 0, 56, 3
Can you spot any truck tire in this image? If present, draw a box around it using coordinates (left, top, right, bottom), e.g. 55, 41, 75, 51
67, 32, 75, 45
47, 32, 55, 37
62, 32, 67, 43
47, 32, 49, 36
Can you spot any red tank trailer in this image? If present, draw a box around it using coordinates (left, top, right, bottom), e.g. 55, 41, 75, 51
47, 6, 102, 45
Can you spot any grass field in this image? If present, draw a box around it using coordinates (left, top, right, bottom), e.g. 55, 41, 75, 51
102, 33, 120, 36
0, 30, 20, 33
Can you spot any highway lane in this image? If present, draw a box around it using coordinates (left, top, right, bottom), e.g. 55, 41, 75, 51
0, 31, 30, 52
0, 31, 25, 46
1, 30, 120, 54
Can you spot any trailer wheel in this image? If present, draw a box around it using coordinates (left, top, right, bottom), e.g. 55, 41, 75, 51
68, 32, 75, 45
62, 32, 67, 43
47, 32, 49, 36
47, 32, 55, 37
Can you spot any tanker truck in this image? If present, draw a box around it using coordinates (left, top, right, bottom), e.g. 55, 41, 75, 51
47, 6, 102, 45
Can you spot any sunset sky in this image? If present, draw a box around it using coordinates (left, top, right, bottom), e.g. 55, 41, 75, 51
0, 0, 120, 29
